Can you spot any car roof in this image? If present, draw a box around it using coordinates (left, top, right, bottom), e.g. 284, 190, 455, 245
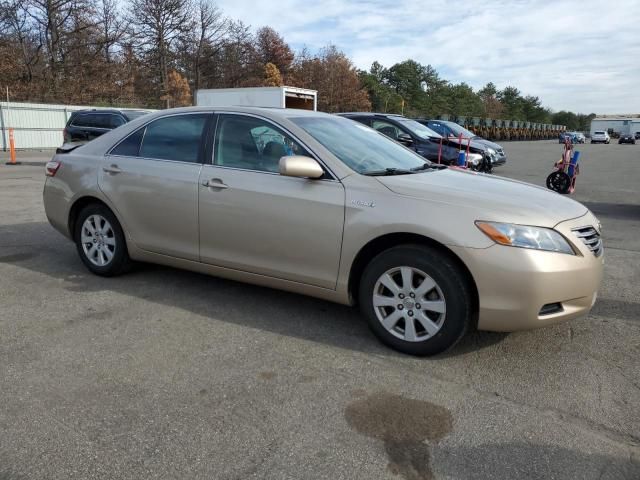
337, 112, 406, 118
71, 108, 151, 116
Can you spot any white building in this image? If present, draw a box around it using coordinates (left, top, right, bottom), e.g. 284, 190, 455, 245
590, 115, 640, 136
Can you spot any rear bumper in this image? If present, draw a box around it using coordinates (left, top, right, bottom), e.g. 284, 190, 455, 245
43, 178, 73, 239
449, 213, 604, 332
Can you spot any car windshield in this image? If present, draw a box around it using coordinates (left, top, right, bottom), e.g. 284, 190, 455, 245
291, 116, 431, 174
395, 119, 441, 140
444, 122, 476, 138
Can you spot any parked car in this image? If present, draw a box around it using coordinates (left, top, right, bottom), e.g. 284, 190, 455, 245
618, 134, 636, 144
591, 131, 610, 144
43, 107, 604, 356
559, 132, 585, 144
417, 119, 507, 166
559, 132, 574, 144
337, 113, 489, 170
63, 109, 151, 143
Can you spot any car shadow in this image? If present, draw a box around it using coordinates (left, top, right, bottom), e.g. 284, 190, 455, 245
1, 221, 507, 358
435, 442, 640, 479
580, 201, 640, 221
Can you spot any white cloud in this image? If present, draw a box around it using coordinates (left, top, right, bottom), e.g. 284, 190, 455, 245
214, 0, 640, 113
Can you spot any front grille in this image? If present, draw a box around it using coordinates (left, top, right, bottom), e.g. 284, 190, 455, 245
497, 148, 505, 156
572, 226, 603, 257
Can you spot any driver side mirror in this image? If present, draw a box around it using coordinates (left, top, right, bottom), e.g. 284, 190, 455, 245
397, 133, 414, 146
279, 155, 324, 179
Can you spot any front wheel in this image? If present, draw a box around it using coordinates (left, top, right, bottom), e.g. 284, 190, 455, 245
359, 245, 473, 356
74, 204, 132, 276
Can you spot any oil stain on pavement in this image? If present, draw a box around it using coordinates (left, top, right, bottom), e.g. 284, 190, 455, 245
345, 392, 452, 480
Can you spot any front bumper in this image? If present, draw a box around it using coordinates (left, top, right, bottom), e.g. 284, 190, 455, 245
450, 213, 604, 332
491, 155, 507, 166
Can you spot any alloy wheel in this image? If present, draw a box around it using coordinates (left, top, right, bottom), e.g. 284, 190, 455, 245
372, 266, 446, 342
80, 214, 116, 267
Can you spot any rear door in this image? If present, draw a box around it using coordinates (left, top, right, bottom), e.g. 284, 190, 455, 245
99, 113, 212, 260
197, 113, 345, 288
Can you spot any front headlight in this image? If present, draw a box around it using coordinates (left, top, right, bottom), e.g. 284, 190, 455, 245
466, 153, 483, 166
475, 221, 575, 255
485, 147, 498, 162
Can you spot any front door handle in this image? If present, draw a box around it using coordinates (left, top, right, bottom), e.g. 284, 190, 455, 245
202, 178, 228, 189
103, 164, 122, 174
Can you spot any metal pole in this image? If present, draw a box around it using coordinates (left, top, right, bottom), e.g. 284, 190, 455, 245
0, 101, 6, 152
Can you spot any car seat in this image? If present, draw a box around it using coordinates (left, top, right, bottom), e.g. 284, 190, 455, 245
261, 141, 287, 173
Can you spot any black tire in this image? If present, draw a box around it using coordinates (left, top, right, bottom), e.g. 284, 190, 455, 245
358, 245, 473, 356
546, 171, 571, 194
74, 203, 132, 276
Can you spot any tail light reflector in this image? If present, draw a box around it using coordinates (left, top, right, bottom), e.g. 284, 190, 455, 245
45, 160, 61, 177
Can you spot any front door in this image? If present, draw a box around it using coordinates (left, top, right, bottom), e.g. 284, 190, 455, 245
198, 114, 345, 289
99, 113, 211, 261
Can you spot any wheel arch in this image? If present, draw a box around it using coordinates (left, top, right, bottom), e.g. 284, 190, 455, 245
68, 196, 115, 240
348, 232, 479, 322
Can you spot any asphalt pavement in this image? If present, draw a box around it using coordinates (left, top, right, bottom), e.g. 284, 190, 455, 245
0, 141, 639, 479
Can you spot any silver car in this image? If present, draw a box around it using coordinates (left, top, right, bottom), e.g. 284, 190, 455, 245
43, 107, 604, 355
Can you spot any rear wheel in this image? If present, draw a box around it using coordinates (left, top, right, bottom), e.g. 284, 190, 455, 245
74, 204, 131, 276
359, 245, 473, 356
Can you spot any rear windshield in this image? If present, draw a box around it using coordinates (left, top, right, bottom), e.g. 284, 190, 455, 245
594, 131, 605, 134
124, 110, 151, 120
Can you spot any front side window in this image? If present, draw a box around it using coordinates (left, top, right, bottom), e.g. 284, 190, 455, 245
139, 114, 209, 163
215, 115, 310, 173
292, 116, 428, 174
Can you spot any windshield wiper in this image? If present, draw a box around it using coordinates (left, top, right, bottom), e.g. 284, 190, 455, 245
363, 168, 412, 176
410, 163, 446, 171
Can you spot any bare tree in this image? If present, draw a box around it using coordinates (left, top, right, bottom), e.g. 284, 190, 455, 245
128, 0, 193, 107
190, 0, 226, 92
0, 0, 42, 82
96, 0, 127, 63
27, 0, 90, 85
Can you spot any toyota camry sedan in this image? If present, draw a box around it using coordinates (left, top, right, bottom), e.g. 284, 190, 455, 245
43, 107, 604, 356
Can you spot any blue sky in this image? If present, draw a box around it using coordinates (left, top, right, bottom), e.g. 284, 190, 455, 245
215, 0, 640, 114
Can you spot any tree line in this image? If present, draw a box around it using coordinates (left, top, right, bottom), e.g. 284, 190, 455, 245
0, 0, 594, 129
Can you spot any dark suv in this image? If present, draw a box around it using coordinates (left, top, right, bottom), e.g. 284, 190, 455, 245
63, 109, 150, 143
338, 113, 491, 170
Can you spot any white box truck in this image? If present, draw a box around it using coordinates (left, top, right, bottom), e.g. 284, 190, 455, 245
195, 86, 317, 111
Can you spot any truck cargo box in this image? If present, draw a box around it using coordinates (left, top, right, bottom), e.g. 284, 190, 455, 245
195, 86, 317, 111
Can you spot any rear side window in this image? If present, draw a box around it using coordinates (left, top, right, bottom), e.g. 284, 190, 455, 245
110, 115, 209, 161
140, 115, 209, 162
108, 115, 126, 128
110, 128, 145, 156
72, 113, 113, 129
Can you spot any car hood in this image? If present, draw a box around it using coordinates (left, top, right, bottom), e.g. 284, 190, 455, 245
376, 168, 588, 227
472, 138, 504, 151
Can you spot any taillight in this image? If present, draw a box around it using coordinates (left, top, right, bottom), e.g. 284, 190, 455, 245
45, 160, 61, 177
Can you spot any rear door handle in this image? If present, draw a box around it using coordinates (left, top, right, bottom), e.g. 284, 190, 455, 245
103, 164, 122, 174
202, 178, 228, 189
